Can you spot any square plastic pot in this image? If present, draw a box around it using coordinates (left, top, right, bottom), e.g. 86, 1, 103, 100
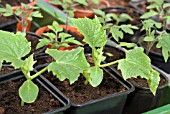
34, 64, 135, 114
0, 70, 70, 114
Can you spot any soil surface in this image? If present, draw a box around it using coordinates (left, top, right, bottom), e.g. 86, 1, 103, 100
0, 66, 15, 75
128, 75, 166, 88
103, 46, 125, 63
42, 70, 126, 104
141, 41, 170, 56
74, 0, 108, 10
1, 0, 30, 6
0, 0, 30, 25
0, 78, 61, 114
107, 0, 130, 7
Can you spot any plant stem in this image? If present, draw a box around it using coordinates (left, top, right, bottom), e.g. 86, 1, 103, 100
21, 100, 24, 106
99, 60, 119, 68
30, 66, 48, 80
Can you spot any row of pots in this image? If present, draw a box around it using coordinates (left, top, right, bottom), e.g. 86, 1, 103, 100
0, 0, 170, 114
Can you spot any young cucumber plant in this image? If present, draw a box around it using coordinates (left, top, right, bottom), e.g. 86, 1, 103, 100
0, 30, 88, 106
71, 16, 160, 95
140, 19, 170, 62
49, 0, 100, 32
0, 3, 42, 32
36, 21, 83, 49
0, 18, 159, 105
140, 0, 170, 29
93, 9, 138, 42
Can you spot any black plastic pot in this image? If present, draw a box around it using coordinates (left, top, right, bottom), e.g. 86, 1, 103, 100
107, 62, 169, 114
102, 40, 169, 113
34, 63, 135, 114
129, 0, 147, 15
138, 34, 170, 74
0, 69, 70, 114
0, 19, 39, 32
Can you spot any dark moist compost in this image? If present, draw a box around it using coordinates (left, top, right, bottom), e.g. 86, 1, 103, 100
128, 75, 166, 88
0, 79, 61, 114
1, 0, 30, 6
0, 66, 15, 75
74, 0, 108, 10
43, 71, 126, 104
107, 0, 130, 6
0, 0, 30, 25
103, 46, 125, 63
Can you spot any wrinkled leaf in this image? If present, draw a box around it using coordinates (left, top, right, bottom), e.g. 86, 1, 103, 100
46, 47, 90, 84
118, 47, 151, 80
71, 16, 106, 48
0, 31, 31, 69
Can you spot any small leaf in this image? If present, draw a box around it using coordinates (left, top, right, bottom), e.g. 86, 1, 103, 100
93, 9, 105, 17
22, 54, 36, 72
88, 66, 103, 87
110, 26, 123, 42
147, 69, 160, 95
65, 38, 83, 45
36, 38, 51, 49
117, 42, 137, 48
19, 80, 39, 103
156, 32, 170, 62
144, 36, 155, 41
75, 0, 88, 6
119, 13, 133, 22
140, 10, 158, 19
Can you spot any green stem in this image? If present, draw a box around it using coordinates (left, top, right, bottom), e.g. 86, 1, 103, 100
30, 66, 48, 80
21, 100, 24, 106
99, 60, 119, 68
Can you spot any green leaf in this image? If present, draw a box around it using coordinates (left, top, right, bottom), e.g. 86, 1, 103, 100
19, 80, 39, 103
144, 36, 155, 41
92, 0, 100, 4
156, 32, 170, 62
146, 3, 159, 9
87, 66, 103, 87
93, 9, 105, 17
0, 31, 31, 69
117, 42, 137, 48
110, 26, 123, 42
75, 0, 88, 6
163, 3, 170, 8
36, 38, 51, 49
22, 54, 36, 73
147, 69, 160, 95
46, 47, 90, 84
15, 9, 23, 15
140, 10, 158, 19
118, 47, 151, 80
64, 38, 83, 45
121, 25, 134, 34
71, 16, 107, 48
119, 13, 133, 22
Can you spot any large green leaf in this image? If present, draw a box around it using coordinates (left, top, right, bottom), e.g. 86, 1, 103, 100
71, 16, 106, 48
118, 47, 151, 80
157, 32, 170, 62
147, 69, 160, 95
19, 80, 39, 103
46, 47, 90, 84
0, 31, 31, 69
